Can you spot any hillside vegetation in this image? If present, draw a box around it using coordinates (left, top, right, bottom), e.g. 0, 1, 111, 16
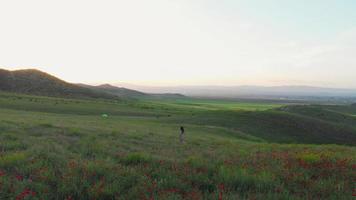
0, 92, 355, 199
0, 69, 119, 99
171, 110, 356, 145
0, 69, 186, 101
79, 84, 148, 99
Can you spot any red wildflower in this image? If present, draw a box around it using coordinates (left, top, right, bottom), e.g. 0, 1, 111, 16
218, 183, 225, 200
65, 196, 74, 200
15, 175, 24, 181
0, 170, 5, 177
16, 188, 36, 200
166, 188, 179, 193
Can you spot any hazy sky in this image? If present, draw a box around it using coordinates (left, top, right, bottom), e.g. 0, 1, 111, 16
1, 0, 356, 87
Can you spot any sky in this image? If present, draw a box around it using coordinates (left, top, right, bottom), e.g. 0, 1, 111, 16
1, 0, 356, 88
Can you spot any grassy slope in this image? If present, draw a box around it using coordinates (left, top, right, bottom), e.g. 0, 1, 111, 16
0, 93, 355, 199
1, 93, 355, 145
1, 68, 187, 100
156, 99, 356, 145
154, 98, 283, 111
322, 104, 356, 115
0, 69, 118, 99
279, 105, 356, 127
79, 84, 148, 99
171, 110, 356, 145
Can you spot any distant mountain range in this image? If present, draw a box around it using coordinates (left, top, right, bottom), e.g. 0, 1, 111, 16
113, 83, 356, 99
0, 68, 183, 100
2, 68, 356, 101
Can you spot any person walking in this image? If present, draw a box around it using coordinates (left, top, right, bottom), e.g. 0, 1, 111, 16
179, 126, 185, 144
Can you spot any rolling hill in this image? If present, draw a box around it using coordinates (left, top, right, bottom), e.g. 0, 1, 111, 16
0, 92, 354, 199
0, 68, 186, 100
78, 83, 148, 98
168, 104, 356, 145
0, 69, 154, 100
0, 69, 120, 99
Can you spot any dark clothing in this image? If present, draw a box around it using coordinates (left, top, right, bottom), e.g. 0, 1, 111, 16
180, 126, 185, 143
180, 126, 185, 133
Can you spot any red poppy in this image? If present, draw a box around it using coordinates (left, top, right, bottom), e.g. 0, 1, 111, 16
65, 196, 74, 200
15, 188, 36, 200
15, 175, 24, 181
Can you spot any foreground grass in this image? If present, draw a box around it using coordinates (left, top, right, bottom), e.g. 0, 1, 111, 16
0, 94, 355, 199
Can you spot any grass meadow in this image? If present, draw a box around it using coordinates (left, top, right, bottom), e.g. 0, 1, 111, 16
0, 93, 355, 199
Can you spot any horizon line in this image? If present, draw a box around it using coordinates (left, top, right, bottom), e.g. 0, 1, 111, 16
2, 67, 356, 90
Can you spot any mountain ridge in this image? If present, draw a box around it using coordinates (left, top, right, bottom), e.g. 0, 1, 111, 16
0, 69, 138, 99
0, 68, 186, 100
78, 83, 148, 98
111, 83, 356, 100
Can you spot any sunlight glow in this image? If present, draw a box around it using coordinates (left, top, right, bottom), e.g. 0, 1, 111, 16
1, 0, 356, 87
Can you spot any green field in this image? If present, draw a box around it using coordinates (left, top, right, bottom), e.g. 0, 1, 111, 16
0, 93, 355, 199
143, 98, 283, 111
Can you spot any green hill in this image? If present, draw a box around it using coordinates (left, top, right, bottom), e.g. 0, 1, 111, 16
278, 105, 356, 127
0, 68, 186, 100
1, 68, 354, 145
0, 69, 118, 99
79, 83, 148, 98
83, 84, 188, 100
166, 104, 356, 145
0, 88, 354, 145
